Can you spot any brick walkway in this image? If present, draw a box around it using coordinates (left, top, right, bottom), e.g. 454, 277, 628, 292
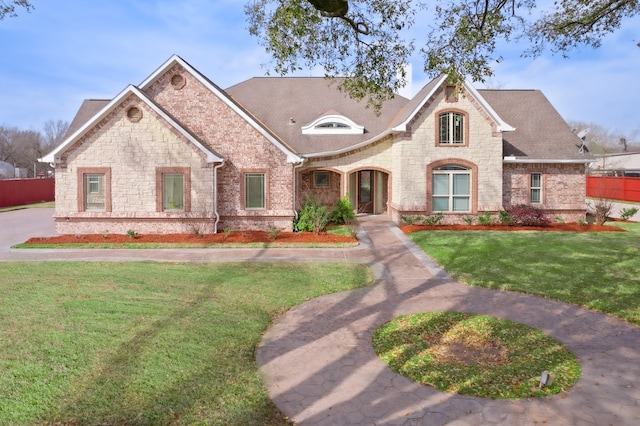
256, 215, 640, 425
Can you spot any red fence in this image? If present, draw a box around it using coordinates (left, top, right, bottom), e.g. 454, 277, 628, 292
0, 178, 55, 208
587, 176, 640, 203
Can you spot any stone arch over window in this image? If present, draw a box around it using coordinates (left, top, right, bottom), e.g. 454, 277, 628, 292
427, 159, 478, 213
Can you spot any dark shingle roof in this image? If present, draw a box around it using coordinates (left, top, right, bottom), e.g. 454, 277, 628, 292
478, 89, 590, 161
65, 99, 110, 138
65, 75, 590, 162
225, 77, 409, 155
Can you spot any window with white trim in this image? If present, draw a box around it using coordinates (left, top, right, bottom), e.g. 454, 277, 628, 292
530, 173, 542, 204
245, 173, 265, 209
432, 165, 471, 212
438, 112, 464, 144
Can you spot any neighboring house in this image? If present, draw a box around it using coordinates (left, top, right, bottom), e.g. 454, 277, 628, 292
41, 55, 591, 234
589, 152, 640, 177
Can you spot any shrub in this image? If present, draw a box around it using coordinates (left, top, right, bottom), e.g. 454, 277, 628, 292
591, 198, 613, 225
423, 212, 444, 226
506, 205, 550, 227
498, 210, 514, 225
401, 215, 425, 225
477, 211, 494, 226
620, 207, 639, 221
462, 216, 476, 225
293, 196, 330, 234
330, 195, 355, 225
268, 225, 281, 240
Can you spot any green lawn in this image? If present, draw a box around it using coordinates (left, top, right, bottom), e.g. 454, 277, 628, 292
0, 262, 371, 425
408, 222, 640, 325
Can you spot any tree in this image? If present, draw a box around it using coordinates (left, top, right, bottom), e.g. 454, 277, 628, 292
0, 0, 33, 20
568, 120, 639, 155
0, 121, 68, 178
246, 0, 639, 110
42, 119, 69, 153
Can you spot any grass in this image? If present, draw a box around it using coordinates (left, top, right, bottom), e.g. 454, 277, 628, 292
0, 261, 372, 425
0, 201, 54, 212
373, 312, 581, 399
407, 222, 640, 325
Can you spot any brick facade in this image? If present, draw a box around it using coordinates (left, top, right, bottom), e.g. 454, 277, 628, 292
503, 163, 587, 222
50, 56, 588, 234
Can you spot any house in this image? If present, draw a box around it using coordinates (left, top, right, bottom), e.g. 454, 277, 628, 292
41, 55, 591, 234
589, 152, 640, 177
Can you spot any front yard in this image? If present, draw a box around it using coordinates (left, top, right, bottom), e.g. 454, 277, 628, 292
0, 262, 371, 425
408, 221, 640, 325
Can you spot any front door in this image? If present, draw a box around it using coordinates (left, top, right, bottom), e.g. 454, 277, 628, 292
349, 170, 388, 214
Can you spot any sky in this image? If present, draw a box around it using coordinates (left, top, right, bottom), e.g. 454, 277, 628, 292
1, 0, 639, 142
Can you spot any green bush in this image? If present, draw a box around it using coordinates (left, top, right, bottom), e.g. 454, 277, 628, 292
423, 212, 444, 226
477, 211, 494, 226
499, 210, 514, 225
330, 195, 355, 225
293, 196, 330, 234
401, 215, 425, 225
620, 207, 639, 221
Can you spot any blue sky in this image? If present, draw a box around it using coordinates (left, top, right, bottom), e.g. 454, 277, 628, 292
1, 0, 639, 142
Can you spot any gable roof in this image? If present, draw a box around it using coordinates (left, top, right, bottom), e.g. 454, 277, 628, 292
140, 55, 303, 163
40, 85, 223, 164
479, 89, 592, 163
47, 55, 590, 165
389, 76, 515, 133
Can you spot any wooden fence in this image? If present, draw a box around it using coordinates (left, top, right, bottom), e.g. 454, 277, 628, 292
0, 178, 55, 208
586, 176, 640, 203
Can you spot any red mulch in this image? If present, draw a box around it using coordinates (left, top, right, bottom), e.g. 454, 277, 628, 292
22, 222, 626, 246
399, 223, 626, 234
24, 230, 357, 245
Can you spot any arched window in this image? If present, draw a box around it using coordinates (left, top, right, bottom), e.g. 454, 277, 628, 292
438, 112, 464, 144
316, 122, 350, 129
432, 165, 471, 212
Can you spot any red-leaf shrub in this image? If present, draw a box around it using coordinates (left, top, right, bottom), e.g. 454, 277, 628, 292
506, 205, 551, 227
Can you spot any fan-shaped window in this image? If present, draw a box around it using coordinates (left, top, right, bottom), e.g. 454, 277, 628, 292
302, 114, 364, 135
316, 122, 350, 129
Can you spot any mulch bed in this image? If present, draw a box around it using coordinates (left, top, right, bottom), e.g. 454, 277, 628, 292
24, 230, 357, 245
399, 223, 626, 233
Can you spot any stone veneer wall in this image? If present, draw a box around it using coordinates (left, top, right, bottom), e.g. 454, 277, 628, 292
144, 64, 296, 232
389, 87, 504, 224
503, 162, 587, 222
54, 95, 215, 234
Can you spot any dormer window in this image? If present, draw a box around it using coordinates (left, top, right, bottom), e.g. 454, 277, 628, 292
317, 122, 350, 129
302, 114, 364, 135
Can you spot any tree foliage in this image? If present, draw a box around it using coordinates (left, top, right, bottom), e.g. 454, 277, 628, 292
0, 0, 33, 20
246, 0, 639, 110
0, 120, 68, 178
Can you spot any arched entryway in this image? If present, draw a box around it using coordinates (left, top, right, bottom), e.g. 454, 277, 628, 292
348, 169, 389, 214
